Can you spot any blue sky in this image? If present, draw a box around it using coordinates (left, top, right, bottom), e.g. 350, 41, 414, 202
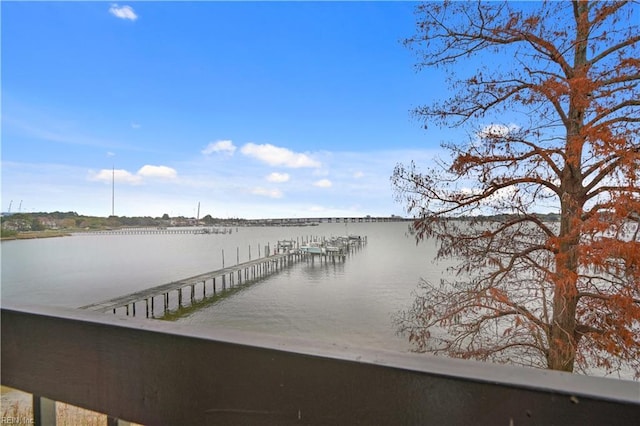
2, 1, 451, 219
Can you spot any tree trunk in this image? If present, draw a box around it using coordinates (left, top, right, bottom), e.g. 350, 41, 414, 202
548, 301, 579, 372
546, 0, 592, 373
548, 193, 581, 372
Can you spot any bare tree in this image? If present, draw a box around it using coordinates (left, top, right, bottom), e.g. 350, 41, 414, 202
392, 0, 639, 377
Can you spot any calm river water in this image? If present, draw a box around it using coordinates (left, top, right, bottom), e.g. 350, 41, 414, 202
1, 222, 452, 353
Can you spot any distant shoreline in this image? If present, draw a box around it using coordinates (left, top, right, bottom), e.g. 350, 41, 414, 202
1, 230, 71, 241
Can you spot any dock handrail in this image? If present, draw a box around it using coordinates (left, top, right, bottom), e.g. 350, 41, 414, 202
2, 304, 639, 425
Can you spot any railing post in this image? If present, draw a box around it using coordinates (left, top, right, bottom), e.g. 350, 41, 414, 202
33, 395, 55, 426
107, 417, 131, 426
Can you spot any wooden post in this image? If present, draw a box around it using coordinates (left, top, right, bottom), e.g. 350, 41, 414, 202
33, 395, 55, 426
222, 249, 225, 268
107, 418, 132, 426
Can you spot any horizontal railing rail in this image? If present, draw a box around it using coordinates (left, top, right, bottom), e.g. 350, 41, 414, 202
2, 304, 639, 425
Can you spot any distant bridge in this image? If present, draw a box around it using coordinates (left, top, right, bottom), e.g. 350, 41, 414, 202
250, 216, 411, 225
80, 227, 232, 235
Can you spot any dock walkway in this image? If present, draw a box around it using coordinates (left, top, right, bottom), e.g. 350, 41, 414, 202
81, 252, 302, 317
81, 235, 367, 318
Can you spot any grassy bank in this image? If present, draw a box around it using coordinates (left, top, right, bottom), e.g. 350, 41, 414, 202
1, 386, 142, 425
1, 386, 104, 425
0, 230, 71, 241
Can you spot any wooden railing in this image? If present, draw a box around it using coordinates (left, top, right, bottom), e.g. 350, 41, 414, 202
2, 304, 638, 425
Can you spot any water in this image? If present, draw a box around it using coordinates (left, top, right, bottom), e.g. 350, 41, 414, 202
3, 222, 637, 380
1, 222, 448, 353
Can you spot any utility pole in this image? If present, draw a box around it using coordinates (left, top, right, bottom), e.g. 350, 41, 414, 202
111, 166, 115, 216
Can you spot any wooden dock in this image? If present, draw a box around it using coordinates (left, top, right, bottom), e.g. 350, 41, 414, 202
80, 252, 303, 317
80, 235, 367, 318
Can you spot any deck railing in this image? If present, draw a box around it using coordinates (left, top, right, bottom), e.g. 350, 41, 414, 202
2, 304, 638, 425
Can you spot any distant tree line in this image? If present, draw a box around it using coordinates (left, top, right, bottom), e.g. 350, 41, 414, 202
0, 211, 250, 234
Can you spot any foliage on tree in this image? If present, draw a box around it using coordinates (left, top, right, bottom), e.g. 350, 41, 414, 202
0, 228, 18, 238
47, 211, 79, 219
30, 218, 45, 231
392, 0, 639, 377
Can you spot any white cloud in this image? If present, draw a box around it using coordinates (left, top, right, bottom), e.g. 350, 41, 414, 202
131, 122, 141, 129
137, 165, 177, 179
250, 187, 283, 199
26, 147, 443, 218
477, 123, 520, 139
266, 172, 290, 183
313, 179, 332, 188
353, 171, 365, 179
109, 4, 138, 21
89, 169, 142, 185
240, 143, 321, 168
88, 164, 176, 185
202, 140, 236, 155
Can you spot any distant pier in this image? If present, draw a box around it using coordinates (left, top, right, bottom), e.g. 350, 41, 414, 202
81, 235, 366, 318
79, 227, 233, 235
